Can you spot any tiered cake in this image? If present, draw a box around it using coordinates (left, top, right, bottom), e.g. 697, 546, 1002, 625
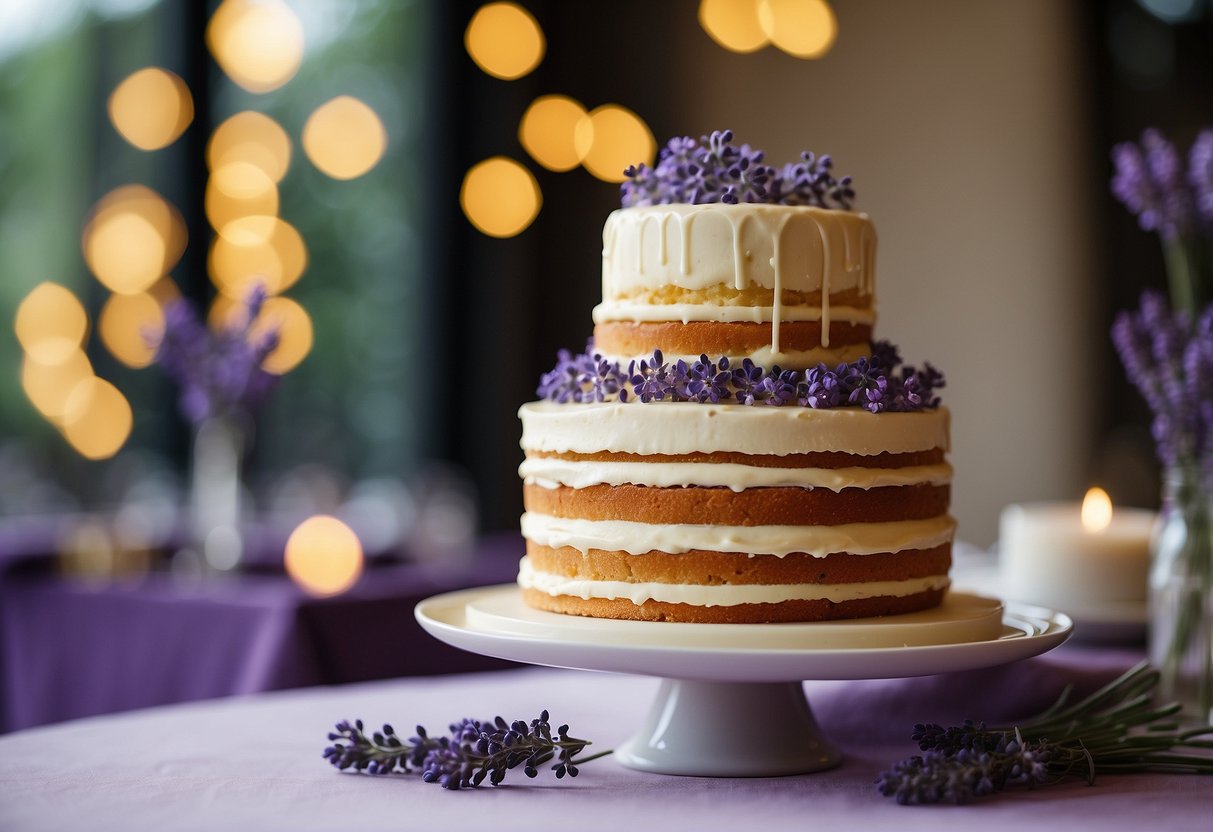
517, 133, 952, 624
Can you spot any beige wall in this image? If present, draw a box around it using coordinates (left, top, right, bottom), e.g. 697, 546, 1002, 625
672, 0, 1096, 544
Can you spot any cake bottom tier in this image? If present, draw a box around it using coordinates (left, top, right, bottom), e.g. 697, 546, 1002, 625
518, 553, 951, 624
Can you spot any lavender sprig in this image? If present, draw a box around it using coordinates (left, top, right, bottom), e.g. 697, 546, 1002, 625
622, 130, 853, 210
537, 341, 945, 412
877, 662, 1213, 805
323, 710, 609, 790
152, 284, 281, 425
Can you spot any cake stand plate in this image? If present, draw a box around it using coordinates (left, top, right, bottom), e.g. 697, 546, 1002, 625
415, 586, 1071, 777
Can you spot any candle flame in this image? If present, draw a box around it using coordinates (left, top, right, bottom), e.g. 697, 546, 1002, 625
1081, 487, 1113, 533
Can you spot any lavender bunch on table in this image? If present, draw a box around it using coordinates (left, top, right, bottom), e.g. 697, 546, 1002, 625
153, 285, 280, 425
536, 340, 944, 412
877, 662, 1213, 805
621, 129, 854, 210
323, 710, 609, 790
1111, 127, 1213, 313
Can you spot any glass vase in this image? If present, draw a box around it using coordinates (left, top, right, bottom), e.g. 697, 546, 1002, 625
189, 414, 249, 574
1148, 464, 1213, 721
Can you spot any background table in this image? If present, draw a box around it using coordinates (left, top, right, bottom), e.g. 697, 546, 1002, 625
2, 649, 1208, 832
0, 530, 522, 732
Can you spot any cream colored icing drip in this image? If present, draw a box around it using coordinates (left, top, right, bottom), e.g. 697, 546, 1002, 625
519, 401, 951, 456
518, 556, 950, 607
596, 344, 870, 373
519, 458, 953, 492
591, 301, 876, 325
601, 204, 875, 358
520, 512, 957, 557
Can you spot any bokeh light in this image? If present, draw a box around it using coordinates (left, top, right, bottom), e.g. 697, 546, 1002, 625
60, 377, 134, 460
14, 282, 89, 365
209, 216, 307, 297
758, 0, 837, 59
205, 162, 279, 232
301, 96, 388, 181
699, 0, 770, 53
249, 296, 313, 374
206, 0, 304, 93
574, 105, 656, 183
519, 95, 590, 172
98, 291, 165, 369
207, 111, 292, 183
464, 2, 545, 80
284, 515, 364, 596
108, 67, 194, 151
21, 350, 94, 424
460, 156, 541, 238
83, 185, 187, 295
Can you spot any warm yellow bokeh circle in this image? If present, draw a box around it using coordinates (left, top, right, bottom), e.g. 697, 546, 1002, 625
574, 105, 657, 183
284, 515, 364, 596
699, 0, 770, 53
460, 157, 542, 238
464, 2, 545, 80
758, 0, 837, 59
519, 95, 590, 172
108, 67, 194, 151
206, 0, 304, 93
302, 96, 388, 181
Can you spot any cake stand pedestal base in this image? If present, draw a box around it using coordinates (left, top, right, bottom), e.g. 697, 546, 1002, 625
614, 679, 839, 776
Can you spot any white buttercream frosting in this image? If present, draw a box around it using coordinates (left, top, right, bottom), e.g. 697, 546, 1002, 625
596, 343, 871, 372
520, 457, 953, 492
591, 301, 877, 325
520, 512, 957, 557
518, 556, 949, 607
519, 401, 950, 457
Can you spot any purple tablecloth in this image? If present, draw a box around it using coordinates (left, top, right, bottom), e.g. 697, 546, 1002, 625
1, 650, 1207, 832
0, 533, 523, 732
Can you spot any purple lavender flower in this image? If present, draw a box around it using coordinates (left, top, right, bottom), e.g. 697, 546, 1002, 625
1111, 129, 1196, 240
152, 284, 281, 425
535, 339, 944, 412
621, 131, 853, 210
1190, 129, 1213, 232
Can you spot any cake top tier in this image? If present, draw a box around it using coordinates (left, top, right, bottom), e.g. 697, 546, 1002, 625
599, 203, 876, 305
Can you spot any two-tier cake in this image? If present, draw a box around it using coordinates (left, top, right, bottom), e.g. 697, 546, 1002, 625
517, 131, 952, 623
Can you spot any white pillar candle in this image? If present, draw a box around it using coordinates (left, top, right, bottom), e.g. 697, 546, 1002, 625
999, 489, 1154, 614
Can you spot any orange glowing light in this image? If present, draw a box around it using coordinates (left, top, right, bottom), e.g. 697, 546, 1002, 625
207, 111, 292, 183
519, 95, 590, 172
82, 185, 187, 295
1081, 487, 1114, 533
758, 0, 837, 59
460, 156, 542, 238
284, 515, 364, 596
248, 295, 313, 374
464, 2, 545, 80
21, 350, 94, 424
574, 104, 656, 183
108, 67, 194, 151
206, 0, 304, 94
699, 0, 770, 53
208, 216, 307, 298
98, 292, 165, 369
205, 162, 280, 232
60, 377, 134, 460
301, 96, 388, 181
14, 282, 89, 366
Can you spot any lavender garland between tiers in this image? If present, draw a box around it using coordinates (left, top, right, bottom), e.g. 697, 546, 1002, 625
537, 341, 944, 413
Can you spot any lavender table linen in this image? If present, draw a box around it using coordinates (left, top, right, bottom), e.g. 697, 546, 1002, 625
0, 534, 522, 732
1, 652, 1207, 832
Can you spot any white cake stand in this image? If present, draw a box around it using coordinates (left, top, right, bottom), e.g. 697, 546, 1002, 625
414, 585, 1071, 777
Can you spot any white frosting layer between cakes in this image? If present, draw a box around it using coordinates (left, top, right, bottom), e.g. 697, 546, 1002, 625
596, 343, 872, 373
519, 401, 950, 457
518, 556, 949, 607
591, 301, 877, 325
520, 513, 958, 558
520, 457, 953, 492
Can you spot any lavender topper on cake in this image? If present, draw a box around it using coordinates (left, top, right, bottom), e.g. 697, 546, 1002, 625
621, 129, 855, 210
537, 340, 944, 412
